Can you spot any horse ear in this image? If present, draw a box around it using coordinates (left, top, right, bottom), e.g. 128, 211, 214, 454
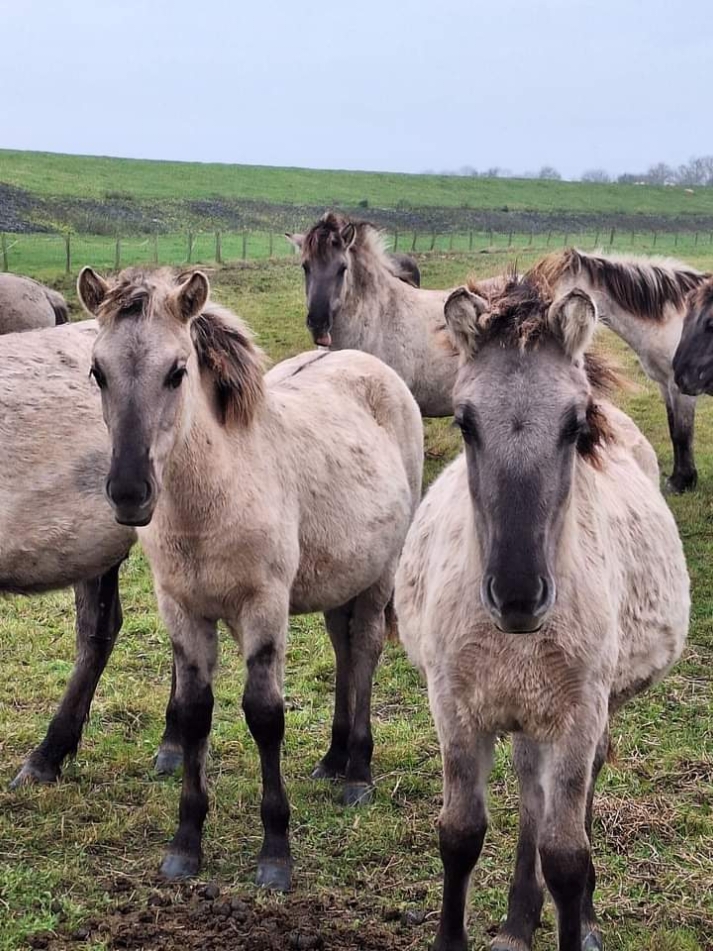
285, 232, 304, 251
340, 222, 357, 249
172, 271, 210, 323
444, 286, 489, 355
548, 289, 597, 360
77, 267, 109, 316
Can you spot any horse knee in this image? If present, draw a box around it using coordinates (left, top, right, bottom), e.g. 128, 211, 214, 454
242, 646, 284, 749
439, 802, 487, 875
176, 682, 213, 746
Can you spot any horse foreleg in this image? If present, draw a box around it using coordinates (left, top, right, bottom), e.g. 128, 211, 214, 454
492, 735, 545, 951
154, 658, 183, 776
432, 732, 494, 951
159, 595, 217, 880
662, 383, 698, 493
240, 597, 292, 892
10, 563, 123, 788
580, 728, 609, 951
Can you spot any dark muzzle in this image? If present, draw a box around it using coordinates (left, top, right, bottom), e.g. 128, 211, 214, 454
481, 572, 555, 633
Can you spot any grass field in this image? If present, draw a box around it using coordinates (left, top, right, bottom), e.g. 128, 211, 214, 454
3, 149, 713, 217
1, 251, 712, 951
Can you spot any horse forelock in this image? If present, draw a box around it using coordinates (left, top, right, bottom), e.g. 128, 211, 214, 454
302, 213, 390, 268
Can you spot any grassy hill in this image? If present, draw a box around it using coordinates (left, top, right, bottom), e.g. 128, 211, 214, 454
2, 148, 713, 219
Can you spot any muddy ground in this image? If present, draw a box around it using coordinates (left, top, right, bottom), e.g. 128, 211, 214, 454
28, 878, 439, 951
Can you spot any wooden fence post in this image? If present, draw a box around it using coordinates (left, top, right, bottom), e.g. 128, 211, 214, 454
653, 232, 658, 248
528, 230, 534, 246
674, 232, 679, 247
695, 231, 699, 246
215, 232, 222, 264
187, 231, 193, 264
609, 227, 616, 246
489, 228, 493, 246
65, 232, 71, 274
115, 236, 121, 270
153, 231, 159, 264
631, 230, 635, 246
469, 231, 474, 251
1, 233, 8, 271
269, 232, 274, 259
242, 232, 247, 260
411, 232, 417, 252
564, 233, 569, 247
546, 230, 552, 247
593, 228, 600, 247
508, 231, 513, 247
449, 233, 454, 251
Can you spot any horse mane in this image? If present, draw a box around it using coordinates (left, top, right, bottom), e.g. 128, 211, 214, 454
302, 212, 393, 270
686, 276, 713, 317
460, 272, 617, 468
529, 248, 709, 320
191, 305, 265, 428
97, 268, 266, 428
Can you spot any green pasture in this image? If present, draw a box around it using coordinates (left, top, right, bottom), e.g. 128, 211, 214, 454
3, 148, 713, 217
0, 251, 712, 950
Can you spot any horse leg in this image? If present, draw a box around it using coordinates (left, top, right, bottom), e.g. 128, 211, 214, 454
154, 658, 184, 776
432, 733, 494, 951
239, 597, 292, 891
158, 594, 218, 880
10, 563, 123, 788
580, 728, 609, 951
312, 603, 353, 781
538, 725, 602, 951
662, 383, 697, 493
492, 735, 545, 951
342, 581, 390, 806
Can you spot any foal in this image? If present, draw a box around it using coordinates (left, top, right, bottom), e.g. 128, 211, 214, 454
78, 266, 423, 891
395, 276, 689, 951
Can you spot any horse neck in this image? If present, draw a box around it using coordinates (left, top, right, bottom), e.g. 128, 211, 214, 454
335, 255, 409, 349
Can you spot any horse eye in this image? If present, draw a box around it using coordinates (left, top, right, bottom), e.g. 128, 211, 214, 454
90, 364, 107, 389
705, 319, 713, 335
302, 263, 310, 275
165, 365, 187, 389
561, 415, 586, 445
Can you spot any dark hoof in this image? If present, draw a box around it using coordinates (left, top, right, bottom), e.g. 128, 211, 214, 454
154, 746, 183, 776
432, 932, 468, 951
311, 759, 344, 781
9, 761, 60, 789
160, 851, 200, 879
665, 472, 697, 494
343, 782, 374, 807
256, 860, 292, 892
582, 928, 603, 951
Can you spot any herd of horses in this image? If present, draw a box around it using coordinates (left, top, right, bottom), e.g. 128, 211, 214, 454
2, 211, 713, 951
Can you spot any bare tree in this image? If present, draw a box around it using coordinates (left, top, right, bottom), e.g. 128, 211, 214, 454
538, 166, 562, 181
646, 162, 676, 185
581, 169, 611, 183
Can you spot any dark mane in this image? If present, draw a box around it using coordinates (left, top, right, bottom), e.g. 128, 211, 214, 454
530, 248, 709, 320
302, 212, 383, 262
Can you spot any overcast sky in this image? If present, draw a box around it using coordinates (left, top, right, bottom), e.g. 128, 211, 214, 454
3, 0, 711, 179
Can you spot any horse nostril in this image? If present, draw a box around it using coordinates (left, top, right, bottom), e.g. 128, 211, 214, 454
484, 575, 502, 614
534, 576, 550, 615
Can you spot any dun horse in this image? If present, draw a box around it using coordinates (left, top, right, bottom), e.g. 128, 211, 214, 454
1, 323, 182, 788
673, 277, 713, 395
530, 248, 709, 492
78, 265, 423, 891
395, 275, 689, 951
0, 273, 69, 334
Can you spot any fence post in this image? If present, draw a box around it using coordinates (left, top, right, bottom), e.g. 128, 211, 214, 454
631, 230, 635, 246
242, 232, 247, 260
269, 232, 274, 259
1, 233, 7, 271
393, 230, 399, 251
411, 232, 417, 252
546, 230, 552, 247
469, 230, 474, 251
593, 228, 600, 247
448, 233, 454, 251
115, 236, 121, 270
653, 232, 658, 248
563, 233, 569, 248
65, 232, 71, 274
215, 231, 222, 265
489, 228, 493, 246
528, 230, 533, 246
609, 227, 616, 246
187, 231, 193, 264
674, 232, 678, 247
508, 231, 513, 247
695, 231, 699, 246
153, 231, 159, 264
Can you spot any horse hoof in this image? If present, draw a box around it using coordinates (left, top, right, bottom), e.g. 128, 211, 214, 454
9, 761, 60, 789
160, 851, 200, 880
154, 747, 183, 776
256, 860, 292, 892
665, 473, 697, 494
343, 782, 374, 807
582, 929, 603, 951
311, 760, 343, 781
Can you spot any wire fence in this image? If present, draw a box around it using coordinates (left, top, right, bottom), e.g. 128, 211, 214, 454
2, 227, 713, 277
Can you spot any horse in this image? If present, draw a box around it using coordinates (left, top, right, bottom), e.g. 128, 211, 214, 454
386, 251, 421, 287
286, 212, 456, 416
0, 322, 183, 788
532, 248, 710, 492
395, 274, 689, 951
0, 273, 69, 334
672, 278, 713, 395
78, 265, 423, 892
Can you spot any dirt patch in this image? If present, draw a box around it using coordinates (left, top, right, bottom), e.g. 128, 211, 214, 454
31, 880, 435, 951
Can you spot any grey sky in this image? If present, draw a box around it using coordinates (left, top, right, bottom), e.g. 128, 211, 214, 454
4, 0, 711, 178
